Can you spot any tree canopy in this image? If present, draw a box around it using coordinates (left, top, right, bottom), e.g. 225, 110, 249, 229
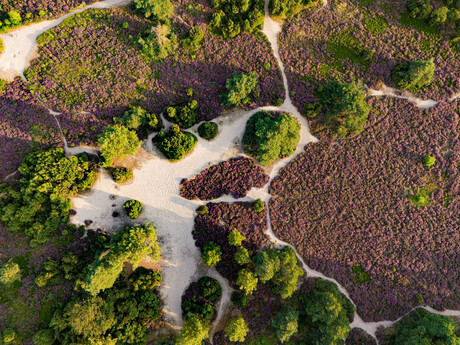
271, 305, 299, 343
157, 124, 198, 162
98, 125, 142, 167
225, 315, 249, 342
221, 71, 259, 108
133, 0, 173, 22
391, 59, 435, 91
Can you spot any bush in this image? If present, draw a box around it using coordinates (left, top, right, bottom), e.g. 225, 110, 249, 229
269, 0, 314, 19
129, 267, 162, 290
221, 72, 259, 108
196, 205, 209, 215
98, 125, 142, 167
33, 329, 54, 345
176, 313, 210, 345
109, 167, 133, 184
164, 101, 197, 129
243, 111, 300, 166
123, 199, 143, 219
422, 155, 435, 167
407, 0, 432, 19
253, 199, 265, 212
0, 260, 21, 285
234, 247, 252, 265
236, 268, 258, 295
228, 230, 246, 246
391, 59, 435, 91
198, 276, 222, 302
231, 291, 248, 307
133, 0, 173, 22
184, 26, 204, 49
201, 242, 222, 267
116, 106, 162, 132
272, 97, 284, 106
198, 122, 219, 140
157, 124, 198, 161
271, 305, 299, 343
430, 6, 449, 24
225, 315, 249, 342
3, 328, 15, 343
138, 24, 177, 63
302, 102, 320, 118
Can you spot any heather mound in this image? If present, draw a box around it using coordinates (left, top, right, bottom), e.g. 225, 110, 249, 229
269, 99, 459, 321
180, 157, 269, 200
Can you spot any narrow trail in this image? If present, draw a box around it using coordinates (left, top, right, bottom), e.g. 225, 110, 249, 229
366, 84, 440, 109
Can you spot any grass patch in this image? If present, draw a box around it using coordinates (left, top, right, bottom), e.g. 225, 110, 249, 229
407, 183, 438, 207
398, 13, 439, 39
352, 265, 371, 284
364, 16, 387, 34
326, 32, 372, 66
419, 38, 438, 54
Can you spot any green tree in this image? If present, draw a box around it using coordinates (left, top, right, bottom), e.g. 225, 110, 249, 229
2, 328, 15, 343
8, 11, 22, 25
116, 106, 162, 132
228, 229, 246, 246
253, 199, 265, 212
225, 315, 249, 342
157, 124, 198, 162
407, 0, 432, 19
176, 313, 210, 345
221, 72, 259, 108
271, 305, 299, 343
236, 268, 258, 295
164, 100, 197, 129
129, 267, 162, 290
98, 125, 142, 167
391, 59, 435, 91
133, 0, 173, 22
430, 6, 449, 24
201, 242, 222, 267
234, 247, 252, 265
254, 249, 280, 283
422, 155, 435, 167
138, 24, 177, 63
198, 121, 219, 140
123, 199, 143, 219
269, 0, 313, 19
0, 260, 21, 285
33, 329, 54, 345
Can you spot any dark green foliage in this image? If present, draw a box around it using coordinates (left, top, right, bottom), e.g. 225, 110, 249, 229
32, 329, 54, 345
196, 205, 209, 215
129, 267, 162, 291
184, 26, 204, 50
82, 223, 161, 296
269, 0, 315, 19
133, 0, 173, 22
109, 167, 134, 184
430, 6, 449, 24
234, 247, 252, 265
198, 276, 222, 302
2, 328, 15, 343
407, 0, 432, 19
253, 198, 265, 212
176, 313, 210, 345
0, 260, 21, 285
391, 59, 435, 91
98, 125, 142, 167
243, 111, 300, 166
422, 155, 436, 167
302, 102, 321, 118
157, 125, 198, 162
382, 309, 459, 345
221, 71, 259, 108
198, 122, 219, 140
351, 265, 371, 284
231, 291, 248, 307
208, 0, 265, 38
201, 242, 222, 267
138, 24, 177, 63
271, 305, 299, 343
318, 81, 371, 137
272, 97, 284, 106
164, 100, 197, 129
116, 106, 162, 132
123, 199, 143, 219
0, 148, 97, 245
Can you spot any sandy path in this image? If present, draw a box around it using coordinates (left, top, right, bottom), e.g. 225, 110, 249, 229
367, 84, 439, 109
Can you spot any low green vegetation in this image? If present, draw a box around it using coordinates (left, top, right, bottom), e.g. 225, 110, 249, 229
391, 58, 435, 91
351, 265, 371, 284
157, 124, 198, 161
183, 26, 204, 51
98, 125, 142, 167
164, 100, 198, 129
422, 155, 435, 167
198, 121, 219, 140
364, 15, 387, 34
108, 167, 134, 184
269, 0, 316, 19
0, 148, 97, 245
243, 111, 300, 166
221, 71, 259, 108
123, 199, 143, 219
326, 31, 374, 66
228, 229, 246, 247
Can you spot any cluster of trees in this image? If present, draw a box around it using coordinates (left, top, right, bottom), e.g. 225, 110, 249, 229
208, 0, 265, 38
317, 81, 371, 137
81, 223, 162, 296
164, 100, 198, 129
108, 167, 134, 184
221, 71, 259, 108
243, 111, 300, 166
407, 0, 459, 26
269, 0, 315, 19
123, 199, 143, 219
0, 148, 97, 245
98, 125, 142, 167
197, 121, 219, 140
391, 58, 435, 91
35, 253, 84, 288
0, 10, 22, 33
115, 106, 163, 134
157, 124, 198, 161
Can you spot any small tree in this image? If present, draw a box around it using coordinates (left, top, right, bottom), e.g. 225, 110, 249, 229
123, 199, 143, 219
392, 59, 435, 91
98, 125, 142, 167
236, 268, 258, 295
176, 313, 210, 345
271, 306, 299, 343
225, 315, 249, 342
198, 121, 219, 140
33, 329, 55, 345
221, 72, 258, 108
234, 247, 252, 265
231, 291, 248, 307
407, 0, 432, 19
430, 6, 449, 25
133, 0, 173, 22
201, 242, 222, 267
253, 250, 280, 283
129, 267, 162, 290
422, 155, 435, 167
253, 199, 265, 212
0, 260, 21, 285
228, 230, 246, 246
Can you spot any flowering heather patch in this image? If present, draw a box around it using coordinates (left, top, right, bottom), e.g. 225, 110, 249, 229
0, 79, 62, 180
269, 98, 459, 321
193, 202, 269, 282
180, 157, 269, 200
277, 0, 459, 113
24, 5, 283, 139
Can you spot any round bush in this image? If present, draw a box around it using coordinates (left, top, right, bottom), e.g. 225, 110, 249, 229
196, 205, 209, 215
129, 267, 162, 291
123, 199, 143, 219
3, 328, 15, 343
422, 155, 435, 167
198, 121, 219, 140
109, 167, 133, 184
33, 329, 54, 345
0, 260, 21, 285
198, 276, 222, 302
253, 199, 265, 212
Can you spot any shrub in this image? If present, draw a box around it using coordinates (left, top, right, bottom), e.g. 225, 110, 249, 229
228, 230, 246, 246
98, 125, 142, 167
133, 0, 173, 22
221, 72, 259, 108
3, 328, 15, 343
33, 329, 55, 345
201, 242, 222, 267
129, 267, 162, 290
271, 305, 299, 343
234, 247, 252, 265
272, 97, 284, 106
236, 268, 258, 295
198, 276, 222, 302
184, 26, 204, 49
109, 167, 133, 184
157, 124, 198, 162
253, 199, 265, 212
243, 111, 300, 165
391, 59, 435, 91
430, 6, 449, 24
116, 106, 162, 132
198, 122, 219, 140
176, 313, 210, 345
231, 291, 248, 307
225, 315, 249, 342
196, 205, 209, 215
123, 199, 143, 219
302, 102, 320, 118
0, 260, 21, 285
138, 24, 177, 63
269, 0, 314, 19
407, 0, 432, 19
422, 155, 435, 167
164, 101, 197, 129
